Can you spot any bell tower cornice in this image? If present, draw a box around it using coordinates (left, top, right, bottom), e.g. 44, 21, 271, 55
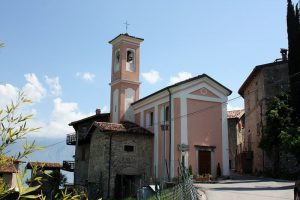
109, 79, 141, 86
109, 33, 144, 45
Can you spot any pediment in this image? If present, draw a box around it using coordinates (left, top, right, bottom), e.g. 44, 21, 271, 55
190, 87, 220, 98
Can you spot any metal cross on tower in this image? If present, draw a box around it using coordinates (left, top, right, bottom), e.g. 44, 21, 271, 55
124, 21, 130, 33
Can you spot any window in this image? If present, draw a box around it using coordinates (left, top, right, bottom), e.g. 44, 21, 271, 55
114, 50, 120, 72
165, 106, 169, 121
146, 111, 154, 127
126, 49, 135, 72
150, 112, 154, 126
124, 145, 134, 152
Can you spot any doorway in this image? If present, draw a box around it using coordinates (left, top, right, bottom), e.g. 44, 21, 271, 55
198, 151, 211, 174
115, 174, 139, 199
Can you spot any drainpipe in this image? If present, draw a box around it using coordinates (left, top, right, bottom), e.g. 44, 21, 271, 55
107, 133, 113, 199
167, 88, 172, 181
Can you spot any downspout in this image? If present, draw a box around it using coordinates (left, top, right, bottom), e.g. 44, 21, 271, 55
107, 133, 113, 199
167, 88, 172, 181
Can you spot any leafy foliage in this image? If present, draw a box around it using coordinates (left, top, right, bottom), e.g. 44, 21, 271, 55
287, 0, 300, 123
0, 92, 42, 161
259, 92, 293, 154
259, 92, 300, 168
0, 92, 44, 199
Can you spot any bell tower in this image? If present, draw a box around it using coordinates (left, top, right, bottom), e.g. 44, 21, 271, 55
109, 34, 144, 123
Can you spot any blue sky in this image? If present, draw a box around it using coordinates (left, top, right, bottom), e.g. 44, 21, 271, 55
0, 0, 293, 179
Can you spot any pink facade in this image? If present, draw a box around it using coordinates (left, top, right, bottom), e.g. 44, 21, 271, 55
108, 34, 231, 181
131, 80, 231, 180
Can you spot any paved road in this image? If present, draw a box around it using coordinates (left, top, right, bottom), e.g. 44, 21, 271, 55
195, 176, 294, 200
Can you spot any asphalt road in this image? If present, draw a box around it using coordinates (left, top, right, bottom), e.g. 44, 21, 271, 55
195, 176, 295, 200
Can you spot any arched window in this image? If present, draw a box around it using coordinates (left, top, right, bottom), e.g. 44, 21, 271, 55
114, 49, 120, 72
126, 49, 135, 72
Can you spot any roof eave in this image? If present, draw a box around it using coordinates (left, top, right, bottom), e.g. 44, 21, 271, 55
132, 74, 232, 107
108, 34, 144, 45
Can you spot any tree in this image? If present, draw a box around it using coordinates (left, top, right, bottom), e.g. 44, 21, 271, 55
259, 92, 293, 174
260, 92, 300, 175
287, 0, 300, 124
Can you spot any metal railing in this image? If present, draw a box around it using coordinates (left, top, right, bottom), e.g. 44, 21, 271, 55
66, 133, 76, 145
63, 160, 75, 172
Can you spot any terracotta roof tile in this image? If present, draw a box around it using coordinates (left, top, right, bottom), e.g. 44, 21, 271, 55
227, 109, 245, 119
26, 162, 62, 170
0, 163, 17, 173
94, 121, 153, 135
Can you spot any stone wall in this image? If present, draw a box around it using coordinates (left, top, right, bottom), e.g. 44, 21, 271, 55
228, 116, 245, 172
243, 62, 295, 174
74, 143, 90, 186
228, 118, 238, 171
88, 130, 153, 199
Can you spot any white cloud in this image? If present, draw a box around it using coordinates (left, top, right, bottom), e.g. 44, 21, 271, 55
22, 73, 46, 102
30, 98, 92, 138
141, 70, 160, 84
0, 75, 91, 139
76, 72, 95, 81
45, 76, 62, 96
101, 105, 109, 113
169, 72, 192, 85
227, 104, 244, 111
0, 83, 19, 109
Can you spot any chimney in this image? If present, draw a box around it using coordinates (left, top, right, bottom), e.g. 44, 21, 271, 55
95, 108, 101, 115
280, 48, 288, 61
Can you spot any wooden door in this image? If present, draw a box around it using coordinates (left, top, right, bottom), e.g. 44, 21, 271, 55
198, 151, 211, 174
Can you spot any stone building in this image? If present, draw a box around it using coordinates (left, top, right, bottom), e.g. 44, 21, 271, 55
238, 51, 290, 173
86, 121, 153, 199
227, 109, 245, 172
67, 33, 232, 199
68, 111, 110, 187
0, 157, 21, 190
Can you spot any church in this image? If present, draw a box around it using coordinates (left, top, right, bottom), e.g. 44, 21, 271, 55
67, 33, 232, 199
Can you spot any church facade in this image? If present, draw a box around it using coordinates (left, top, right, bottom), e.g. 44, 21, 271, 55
69, 33, 231, 199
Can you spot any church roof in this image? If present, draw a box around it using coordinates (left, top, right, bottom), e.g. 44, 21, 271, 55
108, 33, 144, 44
132, 73, 232, 106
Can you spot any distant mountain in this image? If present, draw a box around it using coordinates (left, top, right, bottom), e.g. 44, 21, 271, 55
9, 136, 75, 184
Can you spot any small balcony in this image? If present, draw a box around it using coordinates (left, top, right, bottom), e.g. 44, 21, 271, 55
62, 161, 75, 172
66, 133, 76, 145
